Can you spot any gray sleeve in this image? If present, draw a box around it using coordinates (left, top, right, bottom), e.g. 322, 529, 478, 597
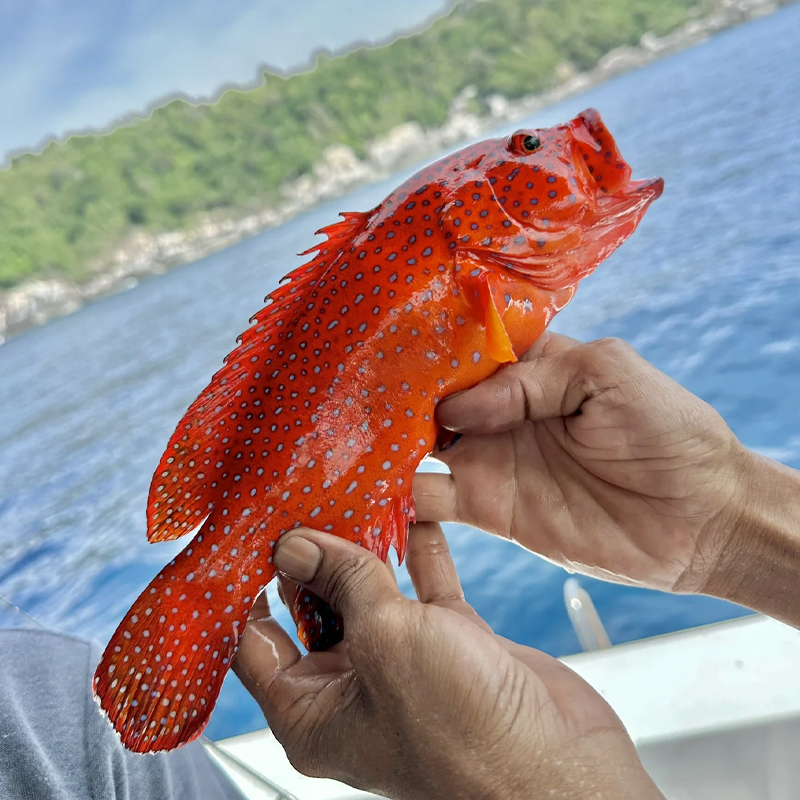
0, 629, 244, 800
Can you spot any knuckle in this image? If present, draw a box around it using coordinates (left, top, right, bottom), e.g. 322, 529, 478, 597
321, 551, 381, 613
504, 368, 533, 417
591, 336, 631, 361
368, 597, 409, 636
413, 473, 458, 523
407, 524, 450, 558
572, 337, 634, 395
509, 361, 555, 419
352, 597, 404, 646
444, 477, 460, 521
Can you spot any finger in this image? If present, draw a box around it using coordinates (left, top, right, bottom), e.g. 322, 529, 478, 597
277, 573, 297, 609
233, 589, 301, 706
436, 338, 617, 434
277, 577, 287, 607
520, 330, 581, 362
406, 523, 494, 632
435, 358, 573, 434
273, 528, 403, 623
406, 522, 464, 604
384, 555, 398, 586
412, 472, 459, 523
412, 434, 516, 537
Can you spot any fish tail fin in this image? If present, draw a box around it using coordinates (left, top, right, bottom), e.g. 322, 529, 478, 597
93, 519, 273, 752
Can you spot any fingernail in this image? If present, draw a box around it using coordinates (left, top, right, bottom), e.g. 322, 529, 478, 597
275, 534, 322, 583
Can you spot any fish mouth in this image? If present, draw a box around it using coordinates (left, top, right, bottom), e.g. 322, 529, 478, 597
569, 108, 663, 231
570, 108, 663, 205
590, 176, 664, 227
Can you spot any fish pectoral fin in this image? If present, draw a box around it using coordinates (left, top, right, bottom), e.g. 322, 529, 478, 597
482, 289, 518, 364
455, 256, 518, 364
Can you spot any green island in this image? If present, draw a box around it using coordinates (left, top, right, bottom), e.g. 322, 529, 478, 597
0, 0, 791, 337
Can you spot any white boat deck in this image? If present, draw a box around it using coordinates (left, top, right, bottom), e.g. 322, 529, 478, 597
206, 614, 800, 799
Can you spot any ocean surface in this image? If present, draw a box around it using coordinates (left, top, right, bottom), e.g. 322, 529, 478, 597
1, 4, 799, 740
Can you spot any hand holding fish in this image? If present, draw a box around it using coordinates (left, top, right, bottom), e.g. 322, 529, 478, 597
233, 522, 666, 800
416, 332, 800, 628
93, 109, 667, 751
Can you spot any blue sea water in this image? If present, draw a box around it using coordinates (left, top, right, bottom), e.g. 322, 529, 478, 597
1, 4, 799, 740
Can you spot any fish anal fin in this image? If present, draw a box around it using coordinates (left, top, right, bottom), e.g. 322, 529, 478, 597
291, 587, 343, 652
456, 259, 518, 364
390, 492, 415, 565
367, 490, 415, 565
291, 489, 414, 652
93, 517, 273, 752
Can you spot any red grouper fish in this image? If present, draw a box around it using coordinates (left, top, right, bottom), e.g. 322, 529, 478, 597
93, 108, 663, 752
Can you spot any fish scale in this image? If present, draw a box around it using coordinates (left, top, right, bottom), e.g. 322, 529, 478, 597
93, 108, 663, 752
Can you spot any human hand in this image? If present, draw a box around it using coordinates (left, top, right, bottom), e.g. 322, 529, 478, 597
233, 523, 663, 800
414, 333, 744, 594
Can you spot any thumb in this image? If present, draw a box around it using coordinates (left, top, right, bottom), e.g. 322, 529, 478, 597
436, 339, 621, 434
273, 528, 401, 624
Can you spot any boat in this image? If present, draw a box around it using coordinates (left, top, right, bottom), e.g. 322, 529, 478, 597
206, 584, 800, 799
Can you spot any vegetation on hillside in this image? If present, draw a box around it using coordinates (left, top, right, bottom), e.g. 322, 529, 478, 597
0, 0, 709, 289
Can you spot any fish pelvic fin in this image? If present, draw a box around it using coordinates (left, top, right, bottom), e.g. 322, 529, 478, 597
93, 516, 273, 752
146, 210, 372, 543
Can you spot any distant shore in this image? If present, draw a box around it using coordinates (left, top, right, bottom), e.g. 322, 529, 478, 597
0, 0, 791, 343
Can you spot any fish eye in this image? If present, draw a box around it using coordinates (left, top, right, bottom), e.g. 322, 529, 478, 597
522, 134, 541, 152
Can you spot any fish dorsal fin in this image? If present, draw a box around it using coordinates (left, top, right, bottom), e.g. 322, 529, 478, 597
456, 256, 518, 364
233, 211, 371, 360
146, 210, 371, 543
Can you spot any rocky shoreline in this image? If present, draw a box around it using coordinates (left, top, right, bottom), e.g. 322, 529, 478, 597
0, 0, 789, 343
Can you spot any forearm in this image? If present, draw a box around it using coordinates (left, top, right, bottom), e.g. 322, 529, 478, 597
703, 447, 800, 627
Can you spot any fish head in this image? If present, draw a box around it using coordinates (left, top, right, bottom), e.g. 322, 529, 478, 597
447, 108, 663, 292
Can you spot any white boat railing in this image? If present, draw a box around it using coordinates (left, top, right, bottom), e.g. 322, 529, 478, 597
210, 587, 800, 800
